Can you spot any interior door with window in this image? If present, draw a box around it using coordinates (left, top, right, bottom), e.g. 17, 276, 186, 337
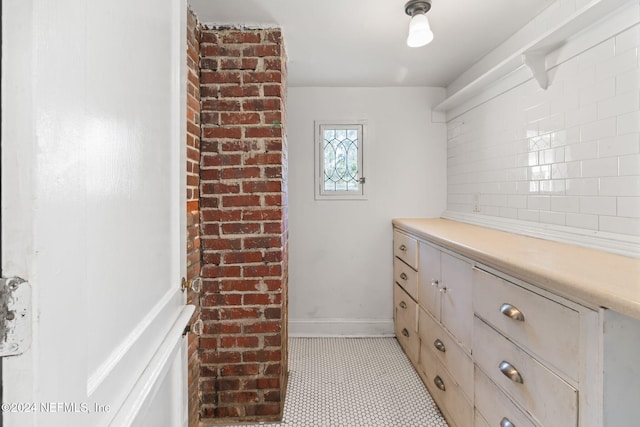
1, 1, 191, 426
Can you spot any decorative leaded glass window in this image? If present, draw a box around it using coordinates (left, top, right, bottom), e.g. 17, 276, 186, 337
315, 121, 367, 200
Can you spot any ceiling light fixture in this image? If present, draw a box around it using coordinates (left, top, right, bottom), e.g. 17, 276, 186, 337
404, 0, 434, 48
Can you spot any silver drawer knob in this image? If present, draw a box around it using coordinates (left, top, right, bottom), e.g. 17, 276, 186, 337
433, 375, 446, 391
500, 417, 515, 427
433, 339, 446, 353
499, 360, 524, 384
500, 303, 525, 321
400, 272, 408, 280
431, 279, 439, 287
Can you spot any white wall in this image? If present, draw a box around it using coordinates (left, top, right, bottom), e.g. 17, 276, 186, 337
287, 87, 447, 336
444, 3, 640, 255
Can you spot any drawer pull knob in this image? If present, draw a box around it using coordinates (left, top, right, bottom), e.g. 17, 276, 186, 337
499, 361, 524, 384
401, 328, 410, 337
433, 375, 446, 391
399, 301, 407, 309
400, 272, 408, 280
399, 244, 407, 252
500, 418, 515, 427
439, 286, 447, 294
500, 303, 525, 321
431, 279, 439, 287
433, 339, 446, 353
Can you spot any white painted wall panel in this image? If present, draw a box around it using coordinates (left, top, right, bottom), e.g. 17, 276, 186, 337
287, 87, 447, 336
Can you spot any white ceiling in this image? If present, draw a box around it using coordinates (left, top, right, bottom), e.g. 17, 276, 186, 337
188, 0, 556, 87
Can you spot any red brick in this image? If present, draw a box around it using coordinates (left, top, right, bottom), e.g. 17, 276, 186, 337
222, 195, 261, 208
201, 237, 242, 251
217, 378, 241, 391
201, 265, 241, 278
263, 85, 282, 97
263, 390, 281, 402
220, 307, 261, 320
264, 166, 282, 178
244, 236, 282, 249
202, 182, 240, 194
199, 337, 218, 350
242, 208, 282, 221
219, 85, 260, 98
223, 251, 264, 264
263, 195, 283, 206
222, 222, 261, 235
242, 71, 282, 84
220, 391, 258, 404
220, 335, 259, 348
201, 70, 241, 84
202, 350, 241, 364
202, 293, 242, 306
220, 57, 259, 70
243, 292, 281, 305
243, 265, 282, 278
221, 167, 261, 180
242, 99, 281, 111
202, 321, 241, 335
242, 44, 280, 57
264, 307, 282, 320
220, 112, 261, 125
220, 364, 259, 377
243, 322, 281, 334
202, 99, 241, 112
243, 181, 281, 193
264, 332, 282, 345
221, 31, 262, 44
202, 127, 242, 139
245, 127, 282, 138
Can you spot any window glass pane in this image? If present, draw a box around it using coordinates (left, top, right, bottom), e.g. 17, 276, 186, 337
323, 127, 359, 192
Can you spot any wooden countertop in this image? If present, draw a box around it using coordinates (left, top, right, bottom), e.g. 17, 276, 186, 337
393, 218, 640, 320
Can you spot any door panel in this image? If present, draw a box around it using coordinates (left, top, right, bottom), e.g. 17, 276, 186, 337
1, 0, 189, 426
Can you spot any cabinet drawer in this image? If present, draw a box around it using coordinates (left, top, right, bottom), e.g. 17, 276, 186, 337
418, 307, 473, 400
473, 317, 578, 427
475, 368, 536, 427
394, 257, 418, 300
393, 230, 418, 270
473, 267, 580, 381
419, 338, 473, 427
394, 284, 418, 363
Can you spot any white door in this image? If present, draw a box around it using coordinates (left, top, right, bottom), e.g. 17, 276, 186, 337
1, 0, 192, 426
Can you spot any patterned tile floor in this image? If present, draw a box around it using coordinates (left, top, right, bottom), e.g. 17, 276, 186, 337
219, 337, 448, 427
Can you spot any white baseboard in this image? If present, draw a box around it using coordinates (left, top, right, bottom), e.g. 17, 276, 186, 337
442, 210, 640, 258
288, 318, 394, 337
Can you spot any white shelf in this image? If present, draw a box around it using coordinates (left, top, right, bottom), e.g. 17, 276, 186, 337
433, 0, 637, 117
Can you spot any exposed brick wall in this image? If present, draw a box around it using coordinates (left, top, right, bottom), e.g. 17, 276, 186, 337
186, 7, 202, 427
198, 27, 288, 423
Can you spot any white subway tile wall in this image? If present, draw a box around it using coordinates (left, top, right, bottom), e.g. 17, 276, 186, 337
447, 23, 640, 237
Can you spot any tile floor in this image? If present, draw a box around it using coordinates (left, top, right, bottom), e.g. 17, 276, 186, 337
220, 337, 448, 427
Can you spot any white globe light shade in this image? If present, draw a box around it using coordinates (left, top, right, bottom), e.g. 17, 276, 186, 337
407, 13, 434, 47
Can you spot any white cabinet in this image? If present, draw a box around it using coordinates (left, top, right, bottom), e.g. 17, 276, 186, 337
393, 219, 640, 427
394, 230, 474, 427
418, 242, 473, 352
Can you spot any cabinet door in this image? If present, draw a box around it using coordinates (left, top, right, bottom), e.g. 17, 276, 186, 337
418, 241, 441, 320
440, 253, 473, 351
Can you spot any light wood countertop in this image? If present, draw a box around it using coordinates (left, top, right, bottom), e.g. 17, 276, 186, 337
393, 218, 640, 320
